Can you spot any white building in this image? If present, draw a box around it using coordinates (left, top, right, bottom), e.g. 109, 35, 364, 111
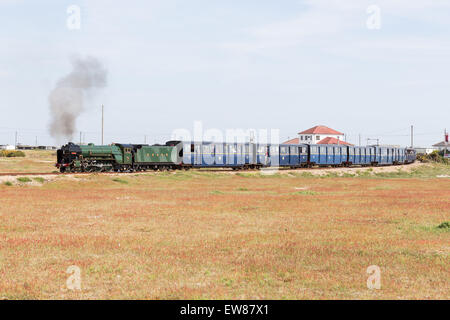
432, 141, 449, 152
0, 145, 15, 150
284, 126, 346, 144
414, 147, 439, 154
298, 125, 345, 144
283, 125, 349, 145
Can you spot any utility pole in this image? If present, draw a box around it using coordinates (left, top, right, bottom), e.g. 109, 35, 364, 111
410, 125, 413, 148
80, 131, 82, 145
35, 136, 37, 147
445, 129, 448, 157
101, 104, 104, 145
358, 134, 361, 146
144, 135, 147, 144
14, 131, 17, 148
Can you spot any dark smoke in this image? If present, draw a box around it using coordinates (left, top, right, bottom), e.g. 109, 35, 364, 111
48, 56, 107, 141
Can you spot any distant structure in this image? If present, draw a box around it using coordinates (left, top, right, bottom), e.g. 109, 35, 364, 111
0, 145, 15, 150
414, 147, 438, 155
432, 141, 449, 152
16, 144, 34, 150
15, 144, 56, 150
283, 125, 353, 145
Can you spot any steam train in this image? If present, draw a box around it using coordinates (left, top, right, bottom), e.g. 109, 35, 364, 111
56, 141, 416, 173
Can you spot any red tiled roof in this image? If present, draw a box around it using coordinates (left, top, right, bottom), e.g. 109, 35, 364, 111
317, 137, 353, 146
298, 125, 343, 135
282, 138, 299, 144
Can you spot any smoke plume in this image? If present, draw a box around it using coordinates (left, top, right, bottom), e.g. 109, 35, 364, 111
48, 56, 107, 141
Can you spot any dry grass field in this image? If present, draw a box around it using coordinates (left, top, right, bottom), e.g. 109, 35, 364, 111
0, 150, 56, 173
0, 150, 449, 299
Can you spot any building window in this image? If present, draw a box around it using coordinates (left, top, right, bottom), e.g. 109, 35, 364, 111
316, 136, 320, 140
301, 136, 303, 140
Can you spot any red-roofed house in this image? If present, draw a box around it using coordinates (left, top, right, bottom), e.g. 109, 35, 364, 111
283, 125, 347, 145
317, 137, 353, 146
283, 137, 300, 145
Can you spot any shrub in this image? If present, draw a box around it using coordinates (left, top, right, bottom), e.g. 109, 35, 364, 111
33, 177, 45, 183
17, 177, 32, 183
417, 150, 449, 164
293, 190, 318, 195
436, 222, 450, 230
112, 178, 128, 184
0, 150, 26, 157
4, 181, 13, 186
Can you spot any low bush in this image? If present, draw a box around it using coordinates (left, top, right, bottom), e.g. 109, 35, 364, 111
436, 222, 450, 230
0, 150, 26, 157
417, 150, 449, 164
33, 177, 45, 183
112, 178, 128, 184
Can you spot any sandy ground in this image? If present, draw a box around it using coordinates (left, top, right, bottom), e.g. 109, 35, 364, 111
0, 162, 432, 185
273, 161, 425, 176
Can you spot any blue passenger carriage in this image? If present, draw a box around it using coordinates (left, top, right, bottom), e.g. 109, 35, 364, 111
279, 144, 290, 166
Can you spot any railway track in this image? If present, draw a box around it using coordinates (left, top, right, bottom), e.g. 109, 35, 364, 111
0, 163, 415, 177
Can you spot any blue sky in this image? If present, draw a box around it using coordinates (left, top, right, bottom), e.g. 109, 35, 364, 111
0, 0, 449, 146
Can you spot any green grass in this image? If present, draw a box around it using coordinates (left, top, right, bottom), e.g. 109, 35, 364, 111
0, 150, 26, 157
33, 177, 45, 183
112, 178, 128, 184
236, 187, 248, 191
436, 222, 450, 230
372, 164, 449, 179
210, 190, 223, 195
292, 190, 319, 195
16, 177, 32, 183
4, 181, 13, 186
